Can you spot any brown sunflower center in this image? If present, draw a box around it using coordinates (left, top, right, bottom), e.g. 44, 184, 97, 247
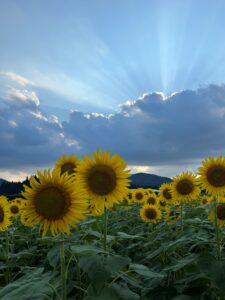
145, 208, 157, 220
34, 187, 70, 220
61, 162, 76, 175
87, 165, 117, 195
127, 193, 132, 200
147, 197, 156, 205
176, 179, 194, 195
217, 204, 225, 220
0, 206, 4, 222
123, 198, 128, 204
207, 166, 225, 187
10, 205, 19, 214
135, 192, 143, 200
163, 188, 172, 200
160, 200, 166, 207
202, 198, 208, 204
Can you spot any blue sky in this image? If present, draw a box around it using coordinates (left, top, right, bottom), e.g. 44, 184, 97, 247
1, 0, 225, 180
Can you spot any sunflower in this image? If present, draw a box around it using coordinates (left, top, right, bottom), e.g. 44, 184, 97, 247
140, 204, 161, 223
209, 203, 225, 227
20, 169, 88, 236
166, 208, 180, 224
171, 172, 200, 202
159, 183, 173, 203
200, 195, 212, 205
76, 150, 130, 208
14, 198, 22, 205
89, 203, 104, 216
158, 197, 167, 209
132, 188, 146, 203
145, 194, 158, 206
121, 197, 131, 210
127, 191, 133, 203
8, 201, 20, 216
55, 154, 79, 176
147, 188, 154, 195
198, 156, 225, 196
0, 196, 12, 231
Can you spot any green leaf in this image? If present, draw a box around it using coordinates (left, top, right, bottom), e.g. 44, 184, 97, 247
130, 263, 165, 279
163, 255, 196, 272
0, 268, 52, 300
198, 254, 225, 292
111, 283, 140, 300
106, 255, 131, 275
70, 245, 105, 256
47, 245, 60, 269
116, 232, 142, 239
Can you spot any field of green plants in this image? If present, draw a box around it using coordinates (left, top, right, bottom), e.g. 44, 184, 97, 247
0, 152, 225, 300
0, 201, 225, 300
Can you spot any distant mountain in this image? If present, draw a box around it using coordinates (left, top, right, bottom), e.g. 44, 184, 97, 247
0, 178, 7, 186
130, 173, 172, 188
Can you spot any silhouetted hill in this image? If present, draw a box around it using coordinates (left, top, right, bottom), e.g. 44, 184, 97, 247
0, 178, 7, 186
0, 177, 30, 200
0, 173, 171, 199
130, 173, 172, 189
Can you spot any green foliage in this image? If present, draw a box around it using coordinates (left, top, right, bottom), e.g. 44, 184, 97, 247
1, 203, 225, 299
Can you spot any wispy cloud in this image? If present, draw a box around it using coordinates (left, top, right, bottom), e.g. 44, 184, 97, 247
0, 72, 35, 86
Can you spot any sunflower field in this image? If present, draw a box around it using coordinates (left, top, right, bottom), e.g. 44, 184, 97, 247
1, 151, 225, 300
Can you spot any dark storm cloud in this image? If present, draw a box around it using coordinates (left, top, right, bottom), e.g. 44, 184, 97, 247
1, 84, 225, 172
63, 85, 225, 166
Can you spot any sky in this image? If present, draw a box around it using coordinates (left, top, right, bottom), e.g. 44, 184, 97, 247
1, 0, 225, 181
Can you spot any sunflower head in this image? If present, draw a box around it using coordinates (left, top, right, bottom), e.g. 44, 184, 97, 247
0, 196, 12, 231
55, 154, 79, 176
158, 197, 167, 208
198, 156, 225, 196
127, 191, 133, 202
209, 203, 225, 227
159, 183, 173, 202
88, 202, 104, 216
76, 150, 130, 208
147, 188, 154, 195
133, 188, 146, 203
140, 204, 161, 223
8, 201, 20, 216
200, 196, 212, 205
145, 194, 158, 206
166, 208, 180, 224
121, 197, 131, 210
171, 172, 200, 201
21, 169, 88, 236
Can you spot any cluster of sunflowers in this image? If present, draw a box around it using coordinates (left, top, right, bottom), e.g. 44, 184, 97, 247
0, 150, 130, 236
129, 156, 225, 227
1, 153, 225, 236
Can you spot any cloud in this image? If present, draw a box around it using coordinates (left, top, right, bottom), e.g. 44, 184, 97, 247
1, 83, 225, 179
63, 84, 225, 168
0, 72, 34, 86
6, 88, 40, 108
0, 93, 81, 172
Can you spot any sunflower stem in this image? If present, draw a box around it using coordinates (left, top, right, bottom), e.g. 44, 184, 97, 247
103, 206, 108, 255
214, 197, 221, 260
180, 200, 183, 230
60, 233, 67, 300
